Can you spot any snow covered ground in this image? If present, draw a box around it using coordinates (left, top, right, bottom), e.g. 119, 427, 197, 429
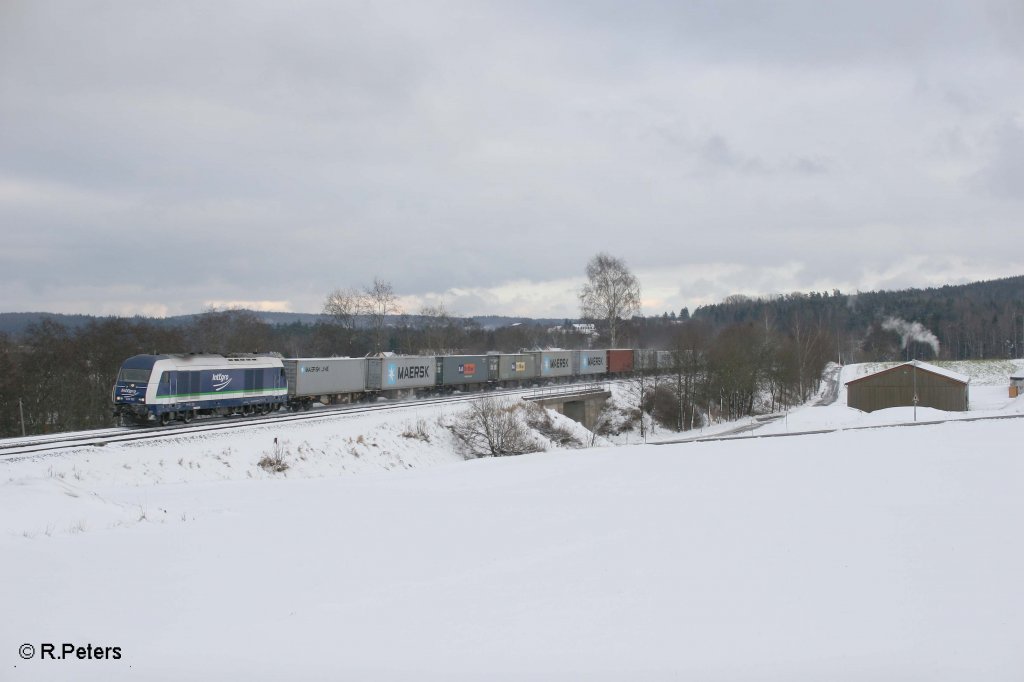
2, 364, 1023, 680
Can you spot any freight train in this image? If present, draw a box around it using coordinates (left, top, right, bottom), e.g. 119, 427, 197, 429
112, 349, 669, 426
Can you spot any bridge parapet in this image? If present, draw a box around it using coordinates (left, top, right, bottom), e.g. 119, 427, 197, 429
524, 383, 611, 430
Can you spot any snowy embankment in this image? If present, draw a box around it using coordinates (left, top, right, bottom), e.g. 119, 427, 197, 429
2, 367, 1023, 680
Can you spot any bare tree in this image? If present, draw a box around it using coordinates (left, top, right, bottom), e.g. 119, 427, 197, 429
362, 277, 402, 353
578, 253, 641, 347
323, 287, 361, 355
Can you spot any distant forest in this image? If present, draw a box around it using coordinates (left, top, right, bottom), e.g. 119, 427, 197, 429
686, 274, 1024, 362
1, 274, 1021, 437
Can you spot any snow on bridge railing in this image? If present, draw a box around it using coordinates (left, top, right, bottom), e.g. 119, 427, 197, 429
526, 382, 611, 400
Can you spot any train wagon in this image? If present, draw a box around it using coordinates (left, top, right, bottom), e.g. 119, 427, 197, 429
112, 353, 287, 425
606, 349, 634, 374
635, 349, 675, 371
438, 355, 498, 387
497, 353, 538, 383
283, 357, 367, 409
536, 350, 574, 379
576, 350, 608, 376
366, 355, 437, 392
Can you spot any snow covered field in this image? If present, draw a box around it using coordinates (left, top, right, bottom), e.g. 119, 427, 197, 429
2, 363, 1023, 680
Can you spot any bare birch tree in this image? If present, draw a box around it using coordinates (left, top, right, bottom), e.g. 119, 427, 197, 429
362, 277, 401, 353
578, 253, 641, 347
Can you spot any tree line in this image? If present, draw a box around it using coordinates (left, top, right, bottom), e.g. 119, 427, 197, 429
0, 307, 595, 437
1, 273, 1019, 437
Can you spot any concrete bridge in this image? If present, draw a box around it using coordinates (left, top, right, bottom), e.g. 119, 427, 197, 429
524, 383, 611, 430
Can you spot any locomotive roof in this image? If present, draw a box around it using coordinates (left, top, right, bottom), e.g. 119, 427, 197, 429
122, 353, 281, 368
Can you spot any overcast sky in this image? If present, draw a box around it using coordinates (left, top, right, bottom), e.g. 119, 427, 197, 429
1, 1, 1022, 319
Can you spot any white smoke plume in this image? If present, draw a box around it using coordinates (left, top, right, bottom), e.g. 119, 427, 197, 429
881, 317, 940, 356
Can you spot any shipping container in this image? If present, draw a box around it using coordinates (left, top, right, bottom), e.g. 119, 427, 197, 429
367, 356, 437, 390
576, 350, 608, 376
606, 349, 634, 374
634, 349, 656, 370
535, 350, 574, 378
284, 358, 366, 397
497, 353, 538, 381
634, 349, 673, 371
439, 355, 497, 386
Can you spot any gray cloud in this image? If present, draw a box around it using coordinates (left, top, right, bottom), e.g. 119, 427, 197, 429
0, 1, 1021, 317
974, 118, 1024, 200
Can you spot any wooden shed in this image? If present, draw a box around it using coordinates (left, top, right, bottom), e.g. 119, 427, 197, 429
846, 361, 970, 413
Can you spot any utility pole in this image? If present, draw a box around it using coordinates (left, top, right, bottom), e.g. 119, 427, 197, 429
912, 362, 918, 423
18, 398, 26, 437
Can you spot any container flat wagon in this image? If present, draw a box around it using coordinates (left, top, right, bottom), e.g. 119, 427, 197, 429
576, 350, 608, 376
497, 353, 538, 383
367, 356, 438, 392
438, 355, 498, 387
607, 349, 634, 374
536, 350, 574, 379
283, 358, 367, 409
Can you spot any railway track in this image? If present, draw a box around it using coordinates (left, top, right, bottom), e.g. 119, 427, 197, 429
0, 382, 614, 459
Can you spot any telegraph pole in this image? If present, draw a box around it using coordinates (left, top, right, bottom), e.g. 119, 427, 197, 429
912, 362, 918, 422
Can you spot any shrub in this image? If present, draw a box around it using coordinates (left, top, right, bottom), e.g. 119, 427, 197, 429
400, 418, 431, 442
258, 439, 289, 473
450, 398, 541, 457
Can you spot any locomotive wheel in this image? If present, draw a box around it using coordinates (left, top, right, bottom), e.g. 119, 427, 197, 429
159, 412, 170, 426
182, 409, 193, 424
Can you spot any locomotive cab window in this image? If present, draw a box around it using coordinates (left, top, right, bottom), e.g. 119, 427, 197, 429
117, 368, 151, 383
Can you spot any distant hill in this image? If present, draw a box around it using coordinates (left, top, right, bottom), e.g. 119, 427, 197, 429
0, 310, 565, 336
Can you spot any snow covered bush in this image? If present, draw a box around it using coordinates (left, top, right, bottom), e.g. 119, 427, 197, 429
400, 418, 431, 442
258, 439, 290, 473
450, 398, 542, 458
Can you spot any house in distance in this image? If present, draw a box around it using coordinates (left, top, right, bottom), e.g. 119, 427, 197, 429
846, 361, 970, 413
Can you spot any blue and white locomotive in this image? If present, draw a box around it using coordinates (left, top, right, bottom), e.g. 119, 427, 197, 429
112, 353, 288, 425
